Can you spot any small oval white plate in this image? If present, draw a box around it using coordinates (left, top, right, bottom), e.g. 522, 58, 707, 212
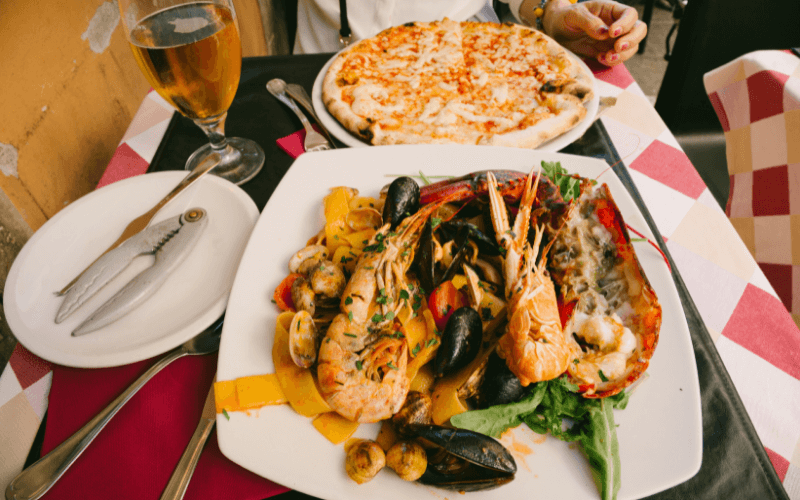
311, 50, 599, 151
4, 172, 258, 368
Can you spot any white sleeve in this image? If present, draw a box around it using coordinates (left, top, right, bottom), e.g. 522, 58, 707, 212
497, 0, 526, 23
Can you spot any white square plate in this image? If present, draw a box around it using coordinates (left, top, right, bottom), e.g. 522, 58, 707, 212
217, 145, 702, 500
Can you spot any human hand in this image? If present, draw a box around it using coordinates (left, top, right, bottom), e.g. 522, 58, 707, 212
541, 0, 647, 66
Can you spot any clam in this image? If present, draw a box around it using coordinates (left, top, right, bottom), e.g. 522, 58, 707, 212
392, 391, 433, 437
345, 440, 385, 484
346, 207, 383, 231
288, 310, 319, 368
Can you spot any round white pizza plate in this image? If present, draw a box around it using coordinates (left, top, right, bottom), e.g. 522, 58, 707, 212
311, 48, 599, 152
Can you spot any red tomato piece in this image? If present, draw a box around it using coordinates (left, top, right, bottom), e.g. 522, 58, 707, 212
274, 273, 301, 312
427, 281, 466, 332
557, 299, 576, 330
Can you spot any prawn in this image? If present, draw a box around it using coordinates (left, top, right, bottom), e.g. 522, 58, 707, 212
486, 168, 572, 386
317, 195, 452, 422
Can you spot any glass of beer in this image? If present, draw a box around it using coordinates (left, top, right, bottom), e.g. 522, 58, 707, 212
119, 0, 264, 185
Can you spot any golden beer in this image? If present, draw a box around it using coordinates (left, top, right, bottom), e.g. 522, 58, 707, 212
129, 3, 241, 120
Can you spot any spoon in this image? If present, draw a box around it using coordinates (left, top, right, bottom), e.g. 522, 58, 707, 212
4, 316, 225, 500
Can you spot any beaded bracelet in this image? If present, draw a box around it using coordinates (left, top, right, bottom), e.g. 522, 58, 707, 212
531, 0, 579, 32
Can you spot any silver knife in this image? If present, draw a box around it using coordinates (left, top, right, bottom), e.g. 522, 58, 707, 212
160, 384, 217, 500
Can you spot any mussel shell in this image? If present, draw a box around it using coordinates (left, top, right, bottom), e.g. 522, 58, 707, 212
408, 423, 516, 476
438, 228, 470, 285
435, 307, 482, 378
382, 177, 420, 230
419, 461, 514, 492
439, 220, 501, 257
415, 220, 436, 294
475, 350, 525, 409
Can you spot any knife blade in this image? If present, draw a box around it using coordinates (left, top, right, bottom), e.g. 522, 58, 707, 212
160, 384, 217, 500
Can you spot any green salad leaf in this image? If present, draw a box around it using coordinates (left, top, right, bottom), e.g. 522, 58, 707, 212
449, 381, 548, 437
541, 160, 583, 202
452, 376, 628, 500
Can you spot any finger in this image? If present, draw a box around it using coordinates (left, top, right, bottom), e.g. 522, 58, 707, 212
614, 20, 647, 51
608, 6, 639, 38
597, 51, 624, 67
611, 42, 639, 63
563, 5, 610, 40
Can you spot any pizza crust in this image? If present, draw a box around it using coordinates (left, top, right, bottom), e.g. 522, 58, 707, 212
486, 94, 587, 149
321, 45, 373, 142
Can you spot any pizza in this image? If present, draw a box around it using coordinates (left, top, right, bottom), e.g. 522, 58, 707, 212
321, 19, 595, 148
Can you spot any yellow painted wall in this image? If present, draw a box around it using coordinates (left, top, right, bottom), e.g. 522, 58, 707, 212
0, 0, 269, 232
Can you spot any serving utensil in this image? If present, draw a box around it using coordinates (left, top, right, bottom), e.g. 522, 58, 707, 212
4, 317, 225, 500
284, 82, 337, 148
160, 384, 217, 500
57, 152, 221, 296
266, 79, 331, 152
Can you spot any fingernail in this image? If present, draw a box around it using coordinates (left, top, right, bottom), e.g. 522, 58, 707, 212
610, 53, 619, 61
598, 26, 608, 35
620, 42, 629, 51
613, 28, 622, 37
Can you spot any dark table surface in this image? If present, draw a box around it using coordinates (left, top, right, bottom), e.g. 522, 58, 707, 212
139, 54, 788, 500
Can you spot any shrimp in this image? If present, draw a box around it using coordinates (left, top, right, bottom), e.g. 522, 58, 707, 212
486, 168, 572, 387
317, 196, 451, 422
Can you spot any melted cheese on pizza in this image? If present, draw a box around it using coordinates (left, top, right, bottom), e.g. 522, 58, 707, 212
323, 19, 592, 147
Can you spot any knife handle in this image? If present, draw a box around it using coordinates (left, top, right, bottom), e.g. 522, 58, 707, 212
159, 418, 216, 500
4, 349, 186, 500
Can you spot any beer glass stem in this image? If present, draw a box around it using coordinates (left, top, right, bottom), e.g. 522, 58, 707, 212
184, 110, 264, 186
195, 113, 229, 151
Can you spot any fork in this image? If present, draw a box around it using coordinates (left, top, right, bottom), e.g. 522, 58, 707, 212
266, 79, 330, 152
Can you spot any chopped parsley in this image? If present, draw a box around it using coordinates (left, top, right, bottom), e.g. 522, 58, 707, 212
344, 332, 357, 338
598, 370, 609, 382
355, 360, 363, 370
222, 409, 230, 421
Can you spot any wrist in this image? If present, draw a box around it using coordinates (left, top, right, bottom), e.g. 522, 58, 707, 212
542, 0, 571, 36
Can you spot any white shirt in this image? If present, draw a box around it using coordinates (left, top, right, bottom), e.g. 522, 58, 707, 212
294, 0, 526, 54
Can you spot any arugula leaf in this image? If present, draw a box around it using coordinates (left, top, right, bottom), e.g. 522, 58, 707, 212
580, 400, 621, 500
450, 381, 548, 437
540, 160, 582, 202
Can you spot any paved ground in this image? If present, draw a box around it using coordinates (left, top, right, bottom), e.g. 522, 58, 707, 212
626, 0, 676, 101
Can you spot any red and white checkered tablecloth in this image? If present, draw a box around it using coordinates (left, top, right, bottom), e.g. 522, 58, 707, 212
2, 59, 799, 498
704, 49, 800, 332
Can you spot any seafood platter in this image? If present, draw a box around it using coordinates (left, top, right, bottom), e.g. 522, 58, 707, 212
216, 145, 702, 500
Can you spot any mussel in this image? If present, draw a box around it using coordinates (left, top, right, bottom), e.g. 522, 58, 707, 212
382, 177, 420, 230
407, 423, 516, 492
435, 307, 482, 378
473, 350, 525, 409
438, 220, 501, 257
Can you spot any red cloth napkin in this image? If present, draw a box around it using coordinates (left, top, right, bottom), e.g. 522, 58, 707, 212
276, 126, 324, 159
42, 354, 289, 500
